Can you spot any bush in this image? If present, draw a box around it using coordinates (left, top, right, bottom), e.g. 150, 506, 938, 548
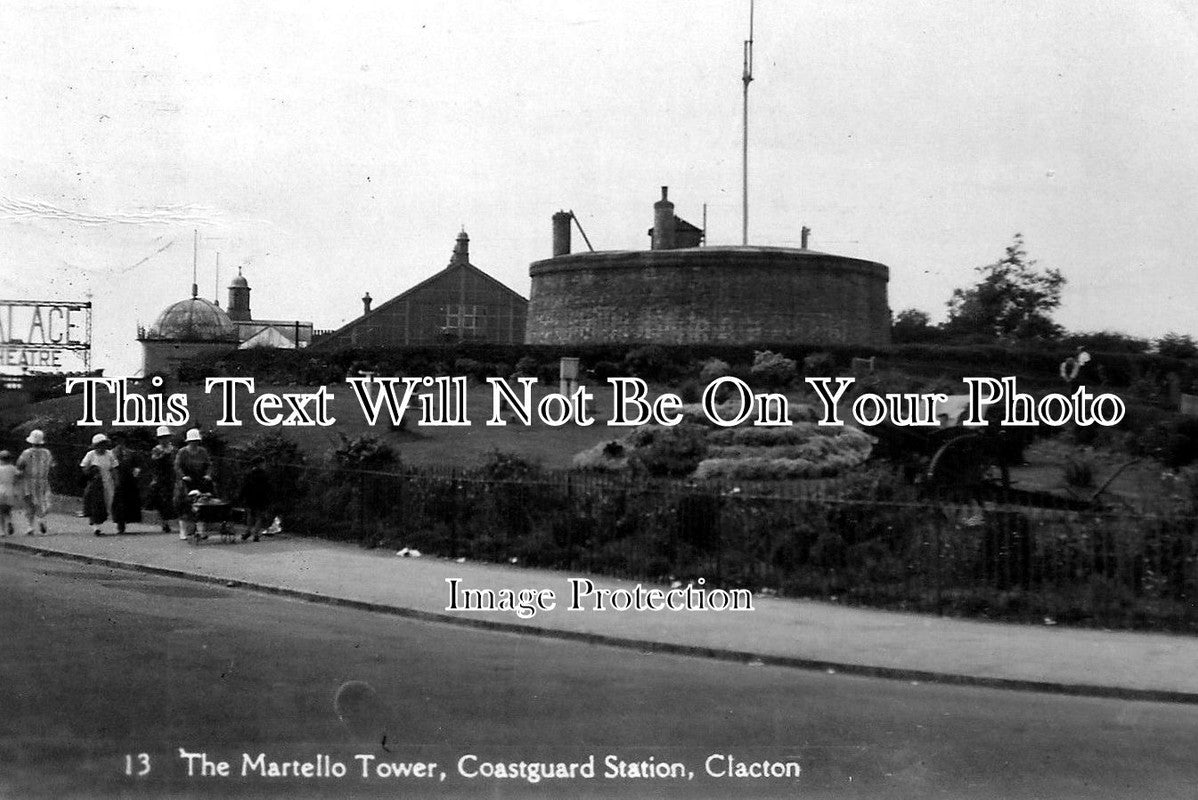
9, 414, 89, 451
677, 379, 703, 404
1156, 333, 1198, 360
330, 434, 399, 473
751, 350, 797, 388
573, 439, 630, 472
629, 425, 708, 477
623, 345, 676, 382
801, 351, 837, 379
478, 450, 541, 481
590, 360, 623, 382
1063, 456, 1095, 489
513, 355, 540, 378
698, 358, 732, 384
1137, 417, 1198, 468
1063, 331, 1151, 355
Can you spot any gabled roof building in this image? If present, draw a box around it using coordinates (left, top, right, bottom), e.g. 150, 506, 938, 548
313, 230, 527, 349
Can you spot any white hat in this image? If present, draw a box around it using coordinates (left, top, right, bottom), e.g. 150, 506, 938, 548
156, 425, 172, 437
185, 428, 203, 442
26, 429, 45, 445
91, 433, 109, 446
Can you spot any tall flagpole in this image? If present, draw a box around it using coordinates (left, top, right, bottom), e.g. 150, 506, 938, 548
742, 0, 754, 245
191, 229, 199, 298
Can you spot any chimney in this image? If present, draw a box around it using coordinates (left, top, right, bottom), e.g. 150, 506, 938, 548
651, 186, 676, 251
362, 292, 372, 315
451, 229, 469, 266
801, 226, 811, 249
552, 211, 572, 257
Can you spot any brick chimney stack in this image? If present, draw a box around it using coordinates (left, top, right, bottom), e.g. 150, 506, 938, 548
552, 211, 572, 257
651, 186, 676, 251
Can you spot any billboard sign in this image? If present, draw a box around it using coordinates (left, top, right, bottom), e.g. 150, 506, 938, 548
0, 299, 92, 373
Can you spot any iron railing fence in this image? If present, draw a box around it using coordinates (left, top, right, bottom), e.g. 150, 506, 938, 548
3, 432, 1194, 631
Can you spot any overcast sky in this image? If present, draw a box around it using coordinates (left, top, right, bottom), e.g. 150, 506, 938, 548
2, 0, 1196, 375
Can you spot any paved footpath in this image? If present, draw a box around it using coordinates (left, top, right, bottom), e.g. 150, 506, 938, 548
4, 508, 1198, 703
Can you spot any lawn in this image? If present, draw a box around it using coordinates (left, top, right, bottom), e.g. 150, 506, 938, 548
15, 379, 637, 470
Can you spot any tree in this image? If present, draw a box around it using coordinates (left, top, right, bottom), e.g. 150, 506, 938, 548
891, 308, 941, 344
1156, 332, 1198, 360
944, 234, 1065, 341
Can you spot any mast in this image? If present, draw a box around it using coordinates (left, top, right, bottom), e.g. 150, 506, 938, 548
191, 229, 199, 298
741, 0, 754, 245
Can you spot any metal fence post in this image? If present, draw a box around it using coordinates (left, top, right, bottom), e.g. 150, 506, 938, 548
449, 468, 459, 559
357, 471, 365, 542
933, 494, 943, 616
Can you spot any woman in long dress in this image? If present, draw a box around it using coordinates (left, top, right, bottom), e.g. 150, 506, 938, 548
81, 434, 118, 536
148, 426, 178, 533
174, 428, 213, 541
109, 431, 143, 535
16, 429, 54, 535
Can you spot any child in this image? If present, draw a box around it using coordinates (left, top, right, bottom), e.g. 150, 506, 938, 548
0, 451, 19, 536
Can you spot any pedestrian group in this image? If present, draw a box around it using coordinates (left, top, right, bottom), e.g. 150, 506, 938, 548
3, 427, 275, 542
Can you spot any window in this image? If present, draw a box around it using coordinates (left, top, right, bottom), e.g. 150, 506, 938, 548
442, 304, 487, 337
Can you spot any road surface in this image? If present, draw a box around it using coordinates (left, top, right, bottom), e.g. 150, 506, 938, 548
2, 551, 1196, 798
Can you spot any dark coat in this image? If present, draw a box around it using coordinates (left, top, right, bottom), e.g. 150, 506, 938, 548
111, 444, 143, 525
148, 443, 177, 520
82, 466, 108, 525
239, 466, 272, 512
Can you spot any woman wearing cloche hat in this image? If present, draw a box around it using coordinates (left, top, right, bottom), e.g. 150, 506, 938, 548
174, 428, 213, 542
148, 426, 178, 533
16, 429, 55, 535
80, 433, 118, 536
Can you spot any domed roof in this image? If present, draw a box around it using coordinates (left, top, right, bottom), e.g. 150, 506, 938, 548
230, 267, 249, 288
147, 296, 238, 342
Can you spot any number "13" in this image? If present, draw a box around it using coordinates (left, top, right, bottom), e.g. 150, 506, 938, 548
124, 753, 151, 776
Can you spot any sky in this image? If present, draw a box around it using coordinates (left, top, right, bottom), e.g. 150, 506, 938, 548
2, 0, 1197, 376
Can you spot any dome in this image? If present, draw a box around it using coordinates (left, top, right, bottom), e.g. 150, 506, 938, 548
146, 297, 238, 342
230, 274, 249, 288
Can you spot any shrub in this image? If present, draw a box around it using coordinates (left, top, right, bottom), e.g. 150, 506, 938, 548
477, 450, 541, 481
237, 431, 304, 466
676, 379, 703, 404
513, 355, 540, 378
1062, 456, 1095, 489
330, 434, 399, 473
751, 350, 797, 388
590, 360, 623, 381
629, 425, 708, 477
623, 345, 676, 382
801, 352, 836, 379
10, 414, 88, 451
1137, 417, 1198, 468
698, 358, 732, 384
573, 439, 630, 472
1156, 333, 1198, 360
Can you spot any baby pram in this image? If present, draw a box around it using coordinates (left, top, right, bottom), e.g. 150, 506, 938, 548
188, 492, 254, 544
